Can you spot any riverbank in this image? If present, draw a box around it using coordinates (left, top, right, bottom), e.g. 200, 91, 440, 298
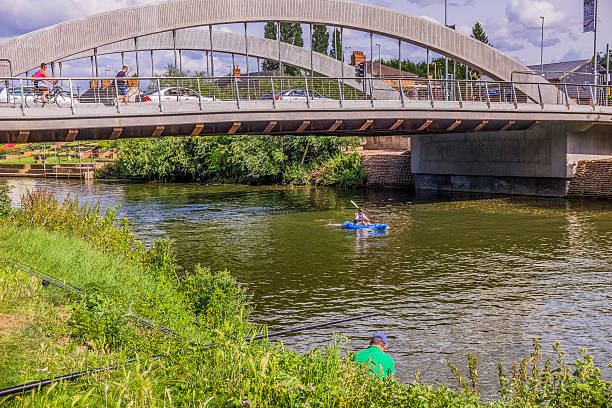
1, 186, 610, 406
95, 135, 367, 187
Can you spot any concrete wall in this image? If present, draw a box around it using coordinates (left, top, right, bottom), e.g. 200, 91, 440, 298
363, 136, 411, 151
411, 122, 612, 197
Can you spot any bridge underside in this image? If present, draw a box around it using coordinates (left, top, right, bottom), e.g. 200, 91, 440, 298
1, 101, 610, 144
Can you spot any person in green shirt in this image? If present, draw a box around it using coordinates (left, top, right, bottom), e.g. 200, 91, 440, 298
353, 332, 395, 379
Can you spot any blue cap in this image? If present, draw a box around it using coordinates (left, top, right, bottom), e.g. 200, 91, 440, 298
372, 332, 388, 344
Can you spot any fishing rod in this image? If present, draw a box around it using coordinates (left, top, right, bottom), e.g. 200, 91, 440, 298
1, 258, 182, 338
0, 312, 380, 398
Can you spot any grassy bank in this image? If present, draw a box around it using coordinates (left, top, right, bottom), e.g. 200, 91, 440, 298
0, 187, 610, 407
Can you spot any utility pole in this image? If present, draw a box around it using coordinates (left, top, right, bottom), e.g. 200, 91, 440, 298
606, 43, 610, 87
540, 16, 545, 76
592, 0, 598, 85
444, 0, 448, 80
376, 43, 381, 77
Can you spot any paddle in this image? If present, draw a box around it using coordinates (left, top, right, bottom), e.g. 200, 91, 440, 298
350, 200, 371, 224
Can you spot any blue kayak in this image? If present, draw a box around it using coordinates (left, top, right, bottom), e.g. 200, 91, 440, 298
342, 221, 387, 230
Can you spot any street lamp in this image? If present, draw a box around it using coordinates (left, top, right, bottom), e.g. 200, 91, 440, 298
375, 43, 381, 78
540, 16, 545, 77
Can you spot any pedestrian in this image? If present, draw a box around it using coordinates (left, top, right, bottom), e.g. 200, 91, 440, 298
353, 332, 395, 379
113, 66, 129, 106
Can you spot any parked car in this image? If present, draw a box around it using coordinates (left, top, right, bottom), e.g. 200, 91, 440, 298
143, 87, 213, 102
0, 86, 35, 104
0, 86, 79, 106
260, 89, 334, 101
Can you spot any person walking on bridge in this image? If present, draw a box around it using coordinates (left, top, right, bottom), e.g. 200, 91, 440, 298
353, 332, 395, 379
113, 66, 129, 106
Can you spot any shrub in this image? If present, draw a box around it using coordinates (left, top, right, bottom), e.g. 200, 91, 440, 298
308, 152, 367, 187
182, 266, 248, 328
0, 184, 11, 217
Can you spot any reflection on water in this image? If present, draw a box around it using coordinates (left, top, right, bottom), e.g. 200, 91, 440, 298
2, 178, 611, 396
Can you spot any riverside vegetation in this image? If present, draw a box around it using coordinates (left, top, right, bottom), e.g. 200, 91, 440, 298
96, 135, 367, 187
0, 186, 610, 407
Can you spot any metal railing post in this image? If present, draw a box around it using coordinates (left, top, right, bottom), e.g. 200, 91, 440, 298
304, 75, 310, 108
196, 78, 202, 110
456, 80, 463, 108
156, 78, 163, 112
511, 82, 518, 109
369, 77, 375, 107
563, 84, 570, 110
398, 78, 405, 107
69, 78, 75, 115
537, 83, 544, 109
427, 79, 434, 108
336, 78, 343, 108
484, 82, 491, 108
588, 84, 596, 110
114, 78, 120, 113
270, 77, 276, 109
19, 78, 25, 116
234, 76, 240, 109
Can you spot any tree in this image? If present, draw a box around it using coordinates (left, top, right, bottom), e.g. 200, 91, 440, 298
471, 22, 491, 46
262, 22, 304, 74
328, 28, 343, 61
312, 25, 329, 55
262, 22, 279, 71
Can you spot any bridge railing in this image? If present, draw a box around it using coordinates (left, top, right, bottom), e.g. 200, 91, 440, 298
0, 75, 610, 116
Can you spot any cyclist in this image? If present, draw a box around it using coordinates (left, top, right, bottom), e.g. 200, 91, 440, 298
32, 63, 53, 103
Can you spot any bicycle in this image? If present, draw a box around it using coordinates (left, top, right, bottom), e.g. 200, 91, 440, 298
25, 82, 71, 108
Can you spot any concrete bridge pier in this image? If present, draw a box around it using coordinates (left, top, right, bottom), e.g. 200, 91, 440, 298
411, 122, 612, 197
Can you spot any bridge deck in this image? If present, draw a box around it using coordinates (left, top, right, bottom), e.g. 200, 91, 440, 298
1, 97, 611, 143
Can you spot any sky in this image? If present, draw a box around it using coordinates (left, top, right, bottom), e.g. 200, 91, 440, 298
0, 0, 610, 76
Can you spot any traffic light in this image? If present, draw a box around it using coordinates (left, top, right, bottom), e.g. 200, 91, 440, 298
356, 62, 366, 78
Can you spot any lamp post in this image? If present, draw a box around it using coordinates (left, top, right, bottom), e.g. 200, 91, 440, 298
375, 43, 381, 77
540, 16, 545, 77
444, 0, 448, 80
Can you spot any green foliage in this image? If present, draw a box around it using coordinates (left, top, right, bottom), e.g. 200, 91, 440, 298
312, 25, 330, 55
182, 266, 248, 329
261, 22, 304, 74
99, 135, 364, 187
308, 152, 367, 187
471, 22, 491, 46
496, 339, 612, 407
329, 28, 343, 61
0, 184, 11, 217
69, 292, 136, 351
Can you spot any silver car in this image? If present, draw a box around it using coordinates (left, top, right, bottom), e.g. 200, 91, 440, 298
260, 89, 334, 101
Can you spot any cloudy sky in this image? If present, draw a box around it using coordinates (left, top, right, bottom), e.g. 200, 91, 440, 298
1, 0, 610, 76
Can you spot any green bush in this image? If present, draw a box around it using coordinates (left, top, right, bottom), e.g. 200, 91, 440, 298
0, 184, 11, 217
182, 266, 248, 328
308, 152, 367, 187
68, 292, 137, 351
98, 135, 365, 187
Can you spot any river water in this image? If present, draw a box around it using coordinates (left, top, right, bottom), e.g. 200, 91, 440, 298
4, 178, 612, 396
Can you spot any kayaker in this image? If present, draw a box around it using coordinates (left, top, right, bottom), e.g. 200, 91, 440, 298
354, 209, 371, 225
353, 332, 395, 379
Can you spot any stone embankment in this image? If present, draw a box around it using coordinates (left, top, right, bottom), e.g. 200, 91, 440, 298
360, 150, 414, 188
567, 159, 612, 198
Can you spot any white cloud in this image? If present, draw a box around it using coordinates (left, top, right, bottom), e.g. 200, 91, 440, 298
505, 0, 565, 29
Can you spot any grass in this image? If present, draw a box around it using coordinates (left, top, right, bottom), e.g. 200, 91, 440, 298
0, 188, 610, 407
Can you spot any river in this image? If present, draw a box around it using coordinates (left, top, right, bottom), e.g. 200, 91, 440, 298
4, 178, 612, 396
